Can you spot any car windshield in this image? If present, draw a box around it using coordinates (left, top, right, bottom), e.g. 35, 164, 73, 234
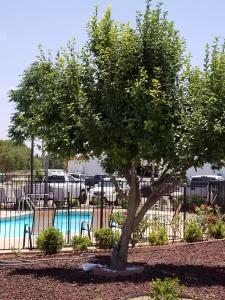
190, 177, 219, 187
67, 175, 78, 182
97, 181, 115, 188
47, 176, 65, 182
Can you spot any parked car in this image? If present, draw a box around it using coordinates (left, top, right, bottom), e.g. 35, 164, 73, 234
169, 175, 224, 207
93, 174, 107, 184
88, 179, 117, 204
186, 175, 224, 200
69, 173, 85, 181
47, 174, 87, 204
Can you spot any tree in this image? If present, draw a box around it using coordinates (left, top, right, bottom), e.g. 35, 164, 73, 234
9, 2, 225, 270
0, 140, 41, 173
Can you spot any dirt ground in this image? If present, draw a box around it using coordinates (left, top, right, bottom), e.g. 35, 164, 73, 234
0, 240, 225, 300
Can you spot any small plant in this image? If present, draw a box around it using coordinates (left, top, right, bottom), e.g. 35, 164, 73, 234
111, 211, 149, 247
37, 227, 65, 254
150, 277, 183, 300
71, 235, 92, 251
94, 228, 119, 249
148, 226, 168, 246
34, 168, 43, 181
175, 195, 184, 205
191, 195, 205, 208
90, 196, 102, 206
110, 211, 126, 228
184, 218, 203, 243
131, 215, 149, 247
209, 219, 225, 239
70, 198, 79, 208
54, 200, 66, 208
120, 198, 128, 209
11, 247, 21, 256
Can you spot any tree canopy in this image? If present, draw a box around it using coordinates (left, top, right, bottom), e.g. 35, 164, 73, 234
8, 1, 225, 270
0, 140, 41, 173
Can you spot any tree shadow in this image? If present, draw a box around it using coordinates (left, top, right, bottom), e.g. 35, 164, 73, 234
10, 255, 225, 288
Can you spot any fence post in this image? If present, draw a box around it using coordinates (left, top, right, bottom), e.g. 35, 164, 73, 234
208, 183, 212, 204
67, 191, 70, 244
30, 136, 34, 194
100, 180, 104, 228
183, 186, 187, 233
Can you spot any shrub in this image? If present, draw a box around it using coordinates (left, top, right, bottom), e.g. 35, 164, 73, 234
70, 198, 79, 208
111, 211, 149, 247
194, 204, 223, 237
71, 235, 92, 251
148, 226, 168, 246
54, 200, 66, 208
90, 196, 102, 206
175, 195, 184, 205
34, 169, 43, 181
94, 228, 119, 249
191, 195, 205, 207
131, 215, 149, 247
120, 198, 128, 209
37, 227, 64, 254
150, 277, 183, 300
209, 219, 225, 239
110, 211, 126, 228
184, 218, 203, 243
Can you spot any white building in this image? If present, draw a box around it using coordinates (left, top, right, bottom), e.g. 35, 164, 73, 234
68, 157, 106, 176
68, 157, 225, 179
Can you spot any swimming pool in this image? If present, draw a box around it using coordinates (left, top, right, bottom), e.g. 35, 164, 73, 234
0, 210, 92, 239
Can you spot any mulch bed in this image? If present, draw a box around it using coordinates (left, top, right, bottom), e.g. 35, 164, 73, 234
0, 240, 225, 300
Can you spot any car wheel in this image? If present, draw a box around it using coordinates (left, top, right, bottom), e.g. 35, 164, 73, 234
79, 189, 87, 204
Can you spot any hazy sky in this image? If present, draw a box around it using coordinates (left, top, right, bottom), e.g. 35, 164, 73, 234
1, 0, 225, 140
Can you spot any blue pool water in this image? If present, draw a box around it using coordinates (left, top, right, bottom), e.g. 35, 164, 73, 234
0, 211, 92, 239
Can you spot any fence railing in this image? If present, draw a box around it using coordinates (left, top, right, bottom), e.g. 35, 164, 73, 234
0, 177, 224, 250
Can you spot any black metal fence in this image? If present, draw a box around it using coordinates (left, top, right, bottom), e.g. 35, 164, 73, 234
0, 176, 225, 250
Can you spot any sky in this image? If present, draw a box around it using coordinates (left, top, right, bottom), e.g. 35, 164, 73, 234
1, 0, 225, 141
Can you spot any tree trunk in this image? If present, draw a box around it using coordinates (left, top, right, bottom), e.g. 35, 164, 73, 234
111, 162, 139, 270
111, 209, 135, 270
111, 171, 176, 271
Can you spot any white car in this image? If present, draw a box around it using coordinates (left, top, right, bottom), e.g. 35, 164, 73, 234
47, 174, 87, 204
89, 179, 117, 204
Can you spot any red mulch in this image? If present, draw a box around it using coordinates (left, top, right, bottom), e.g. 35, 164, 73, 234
0, 240, 225, 300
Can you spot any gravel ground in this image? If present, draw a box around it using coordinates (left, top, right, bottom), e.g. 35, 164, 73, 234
0, 240, 225, 300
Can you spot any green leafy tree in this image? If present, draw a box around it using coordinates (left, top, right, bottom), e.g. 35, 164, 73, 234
9, 2, 225, 270
0, 140, 41, 173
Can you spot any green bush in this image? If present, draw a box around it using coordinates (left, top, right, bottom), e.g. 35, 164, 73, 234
131, 215, 149, 247
54, 200, 66, 208
110, 211, 126, 228
111, 211, 149, 247
148, 226, 168, 246
34, 169, 43, 181
150, 277, 183, 300
36, 227, 64, 254
184, 218, 203, 243
120, 198, 128, 209
90, 196, 102, 206
190, 195, 205, 207
175, 195, 184, 205
209, 219, 225, 239
71, 235, 92, 251
94, 228, 119, 249
70, 198, 79, 208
